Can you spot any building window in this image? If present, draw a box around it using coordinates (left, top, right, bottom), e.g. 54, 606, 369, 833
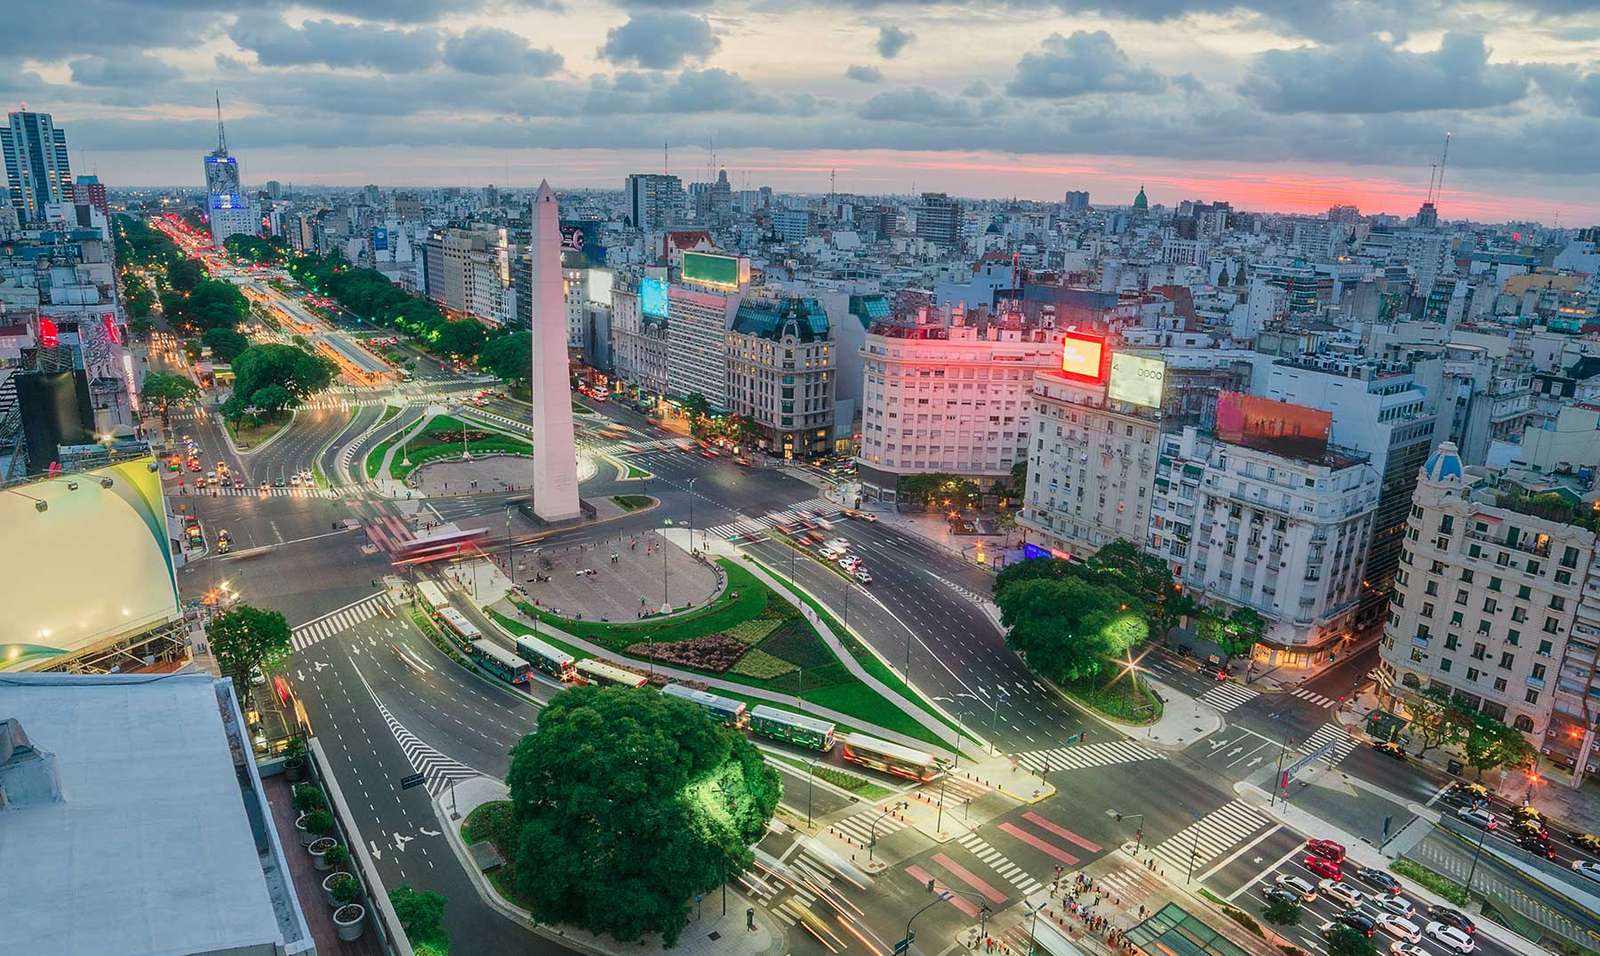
1524, 689, 1539, 705
1440, 658, 1452, 672
1472, 642, 1487, 661
1493, 678, 1508, 692
1487, 575, 1499, 591
1425, 580, 1439, 596
1466, 667, 1481, 682
1513, 714, 1534, 732
1482, 598, 1498, 614
1507, 629, 1520, 646
1550, 595, 1566, 611
1455, 589, 1469, 605
1543, 617, 1560, 634
1444, 635, 1459, 650
1499, 652, 1515, 669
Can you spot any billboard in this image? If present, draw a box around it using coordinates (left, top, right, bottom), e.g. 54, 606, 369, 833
1108, 353, 1166, 407
1059, 331, 1109, 384
371, 226, 389, 251
640, 277, 669, 318
682, 252, 746, 289
1215, 391, 1332, 460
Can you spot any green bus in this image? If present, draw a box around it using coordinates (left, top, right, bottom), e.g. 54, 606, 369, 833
749, 705, 836, 752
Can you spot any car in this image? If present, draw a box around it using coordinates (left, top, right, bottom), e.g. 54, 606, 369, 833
1273, 875, 1316, 901
1517, 833, 1556, 859
854, 569, 873, 584
1337, 910, 1377, 937
1456, 807, 1497, 830
1572, 860, 1600, 885
1318, 879, 1363, 908
274, 476, 285, 488
1425, 906, 1475, 934
1572, 833, 1600, 853
1374, 914, 1421, 942
233, 476, 244, 489
216, 537, 232, 555
1373, 741, 1407, 759
1353, 867, 1404, 895
1263, 887, 1302, 907
206, 471, 216, 482
1424, 922, 1475, 953
1307, 839, 1347, 863
1303, 855, 1342, 880
1447, 782, 1491, 804
1369, 895, 1415, 919
259, 481, 269, 492
300, 470, 312, 483
1509, 817, 1548, 839
1390, 944, 1427, 956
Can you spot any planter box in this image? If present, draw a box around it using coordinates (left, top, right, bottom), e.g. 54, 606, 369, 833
333, 903, 366, 941
294, 813, 316, 847
308, 837, 337, 870
321, 872, 346, 906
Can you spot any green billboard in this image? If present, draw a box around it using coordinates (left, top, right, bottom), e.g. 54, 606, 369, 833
682, 252, 741, 288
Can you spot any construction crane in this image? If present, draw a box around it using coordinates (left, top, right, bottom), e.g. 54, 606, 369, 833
1426, 132, 1451, 205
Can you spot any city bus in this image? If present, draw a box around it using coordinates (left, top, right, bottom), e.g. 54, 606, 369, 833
663, 683, 749, 728
436, 607, 482, 650
748, 705, 836, 752
469, 639, 532, 685
514, 634, 577, 683
839, 732, 941, 782
576, 658, 648, 689
415, 580, 449, 617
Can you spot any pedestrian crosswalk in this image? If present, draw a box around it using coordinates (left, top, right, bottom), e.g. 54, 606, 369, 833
291, 592, 396, 652
1198, 682, 1260, 713
956, 832, 1045, 896
1297, 723, 1358, 765
1147, 799, 1274, 878
1291, 687, 1339, 708
178, 484, 346, 499
1096, 861, 1165, 906
705, 501, 846, 542
1014, 739, 1167, 775
828, 805, 909, 849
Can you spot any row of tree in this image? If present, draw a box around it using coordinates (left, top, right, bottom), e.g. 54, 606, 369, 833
1406, 687, 1538, 778
223, 234, 288, 265
897, 472, 982, 511
219, 343, 338, 425
282, 251, 490, 360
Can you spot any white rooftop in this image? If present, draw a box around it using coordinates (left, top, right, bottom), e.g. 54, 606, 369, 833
0, 673, 286, 956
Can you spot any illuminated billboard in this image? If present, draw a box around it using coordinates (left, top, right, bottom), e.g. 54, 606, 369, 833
1216, 391, 1332, 460
682, 252, 747, 289
1059, 331, 1109, 384
640, 278, 669, 318
1108, 353, 1166, 407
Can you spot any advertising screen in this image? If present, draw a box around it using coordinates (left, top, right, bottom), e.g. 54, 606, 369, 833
371, 226, 388, 251
640, 277, 669, 318
1108, 353, 1166, 407
682, 252, 744, 288
1059, 331, 1108, 384
1215, 391, 1332, 460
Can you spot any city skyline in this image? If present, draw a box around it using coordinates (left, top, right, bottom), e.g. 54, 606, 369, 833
11, 0, 1600, 223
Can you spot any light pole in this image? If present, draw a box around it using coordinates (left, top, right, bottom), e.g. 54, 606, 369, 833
1025, 900, 1045, 956
1185, 823, 1202, 883
504, 506, 513, 580
1464, 811, 1492, 894
687, 477, 698, 553
804, 758, 818, 829
989, 692, 1008, 755
869, 807, 893, 860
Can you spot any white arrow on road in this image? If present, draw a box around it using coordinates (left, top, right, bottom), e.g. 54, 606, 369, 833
312, 660, 329, 673
1210, 739, 1228, 750
394, 834, 414, 852
1227, 747, 1243, 757
296, 669, 304, 681
369, 840, 383, 860
419, 826, 441, 837
1249, 757, 1264, 767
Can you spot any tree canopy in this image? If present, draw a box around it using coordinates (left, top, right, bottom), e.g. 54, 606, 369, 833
1465, 716, 1537, 778
231, 343, 337, 401
897, 472, 981, 511
505, 686, 779, 945
1326, 926, 1377, 956
202, 327, 251, 363
164, 278, 250, 333
389, 885, 448, 954
478, 331, 532, 386
140, 371, 200, 414
434, 319, 488, 358
206, 605, 291, 694
224, 234, 286, 264
996, 576, 1148, 684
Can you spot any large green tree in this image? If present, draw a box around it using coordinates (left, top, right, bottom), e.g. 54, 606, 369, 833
1410, 691, 1471, 757
434, 320, 488, 359
250, 384, 297, 415
202, 327, 251, 363
389, 885, 448, 954
506, 686, 779, 945
1465, 716, 1537, 779
140, 371, 200, 423
1326, 926, 1376, 956
478, 331, 532, 386
996, 576, 1148, 683
206, 605, 291, 693
1261, 896, 1302, 926
232, 343, 337, 401
167, 257, 204, 293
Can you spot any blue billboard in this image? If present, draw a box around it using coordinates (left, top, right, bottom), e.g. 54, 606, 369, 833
371, 227, 389, 251
641, 277, 669, 318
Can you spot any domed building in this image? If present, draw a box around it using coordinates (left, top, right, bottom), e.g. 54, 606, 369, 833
1132, 185, 1149, 214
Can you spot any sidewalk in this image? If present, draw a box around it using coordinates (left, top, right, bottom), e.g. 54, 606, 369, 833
860, 502, 1023, 570
1062, 676, 1222, 752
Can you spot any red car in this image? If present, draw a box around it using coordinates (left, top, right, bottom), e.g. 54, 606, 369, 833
1304, 855, 1342, 880
1307, 839, 1347, 863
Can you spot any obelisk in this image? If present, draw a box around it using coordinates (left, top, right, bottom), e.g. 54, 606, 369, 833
528, 180, 580, 520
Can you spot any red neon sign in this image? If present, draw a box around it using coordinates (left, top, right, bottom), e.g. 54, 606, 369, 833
1059, 331, 1109, 384
39, 317, 59, 349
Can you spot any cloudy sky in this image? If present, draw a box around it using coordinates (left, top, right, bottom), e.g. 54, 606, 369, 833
11, 0, 1600, 222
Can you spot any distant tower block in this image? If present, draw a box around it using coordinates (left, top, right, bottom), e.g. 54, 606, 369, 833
528, 180, 581, 521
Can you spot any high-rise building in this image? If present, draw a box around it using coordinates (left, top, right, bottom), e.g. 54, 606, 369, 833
72, 175, 107, 216
202, 94, 255, 246
1063, 191, 1090, 213
726, 297, 835, 458
624, 173, 684, 235
263, 179, 282, 200
914, 192, 961, 247
2, 110, 73, 221
1377, 444, 1598, 775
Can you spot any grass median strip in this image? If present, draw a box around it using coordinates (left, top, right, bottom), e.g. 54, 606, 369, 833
766, 751, 895, 800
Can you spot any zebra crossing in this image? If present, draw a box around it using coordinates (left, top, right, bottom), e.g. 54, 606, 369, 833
1198, 682, 1260, 713
1147, 799, 1274, 878
183, 484, 345, 499
828, 805, 909, 849
1096, 862, 1165, 906
369, 680, 481, 796
1014, 739, 1167, 775
1297, 723, 1358, 765
1291, 687, 1339, 708
291, 592, 396, 652
956, 832, 1045, 896
704, 500, 847, 541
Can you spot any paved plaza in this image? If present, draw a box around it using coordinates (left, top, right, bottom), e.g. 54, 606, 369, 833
407, 451, 598, 497
512, 529, 723, 622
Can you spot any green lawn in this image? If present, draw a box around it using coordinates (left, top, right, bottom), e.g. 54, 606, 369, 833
766, 752, 895, 800
364, 412, 531, 481
611, 494, 653, 511
377, 404, 400, 427
623, 463, 652, 480
225, 411, 291, 449
1058, 674, 1163, 725
365, 433, 401, 479
461, 801, 536, 912
391, 437, 531, 480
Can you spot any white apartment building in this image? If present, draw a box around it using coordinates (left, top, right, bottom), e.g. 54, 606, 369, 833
856, 317, 1065, 501
665, 286, 740, 411
1149, 426, 1380, 663
1378, 443, 1598, 768
1019, 370, 1160, 556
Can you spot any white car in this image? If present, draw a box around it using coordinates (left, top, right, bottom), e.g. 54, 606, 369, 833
1455, 806, 1496, 830
1572, 860, 1600, 885
1274, 874, 1317, 901
1318, 879, 1363, 908
1374, 914, 1420, 942
838, 555, 861, 570
1390, 944, 1426, 956
1424, 922, 1475, 953
1368, 894, 1415, 918
854, 568, 873, 584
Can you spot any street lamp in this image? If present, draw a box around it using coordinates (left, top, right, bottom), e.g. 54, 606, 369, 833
687, 477, 698, 553
989, 691, 1009, 755
803, 758, 819, 829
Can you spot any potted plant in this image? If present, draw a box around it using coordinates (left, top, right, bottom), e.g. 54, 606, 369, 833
309, 836, 338, 870
301, 808, 333, 849
323, 843, 350, 872
331, 874, 366, 941
321, 870, 351, 905
283, 737, 307, 782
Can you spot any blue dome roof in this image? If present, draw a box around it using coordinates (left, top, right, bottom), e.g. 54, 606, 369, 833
1423, 442, 1464, 482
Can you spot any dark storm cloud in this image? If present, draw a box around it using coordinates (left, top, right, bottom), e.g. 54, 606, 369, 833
229, 14, 441, 71
1007, 31, 1166, 98
876, 25, 914, 59
69, 54, 183, 87
859, 87, 977, 122
846, 65, 885, 83
443, 27, 564, 76
1241, 32, 1534, 114
599, 12, 720, 69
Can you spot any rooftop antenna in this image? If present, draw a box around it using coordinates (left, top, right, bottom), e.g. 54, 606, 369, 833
214, 90, 227, 156
663, 141, 669, 175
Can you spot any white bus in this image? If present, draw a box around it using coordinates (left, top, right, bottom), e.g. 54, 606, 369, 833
663, 684, 748, 728
514, 634, 577, 683
839, 732, 940, 781
415, 580, 449, 616
469, 639, 532, 685
436, 607, 482, 649
576, 657, 648, 689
